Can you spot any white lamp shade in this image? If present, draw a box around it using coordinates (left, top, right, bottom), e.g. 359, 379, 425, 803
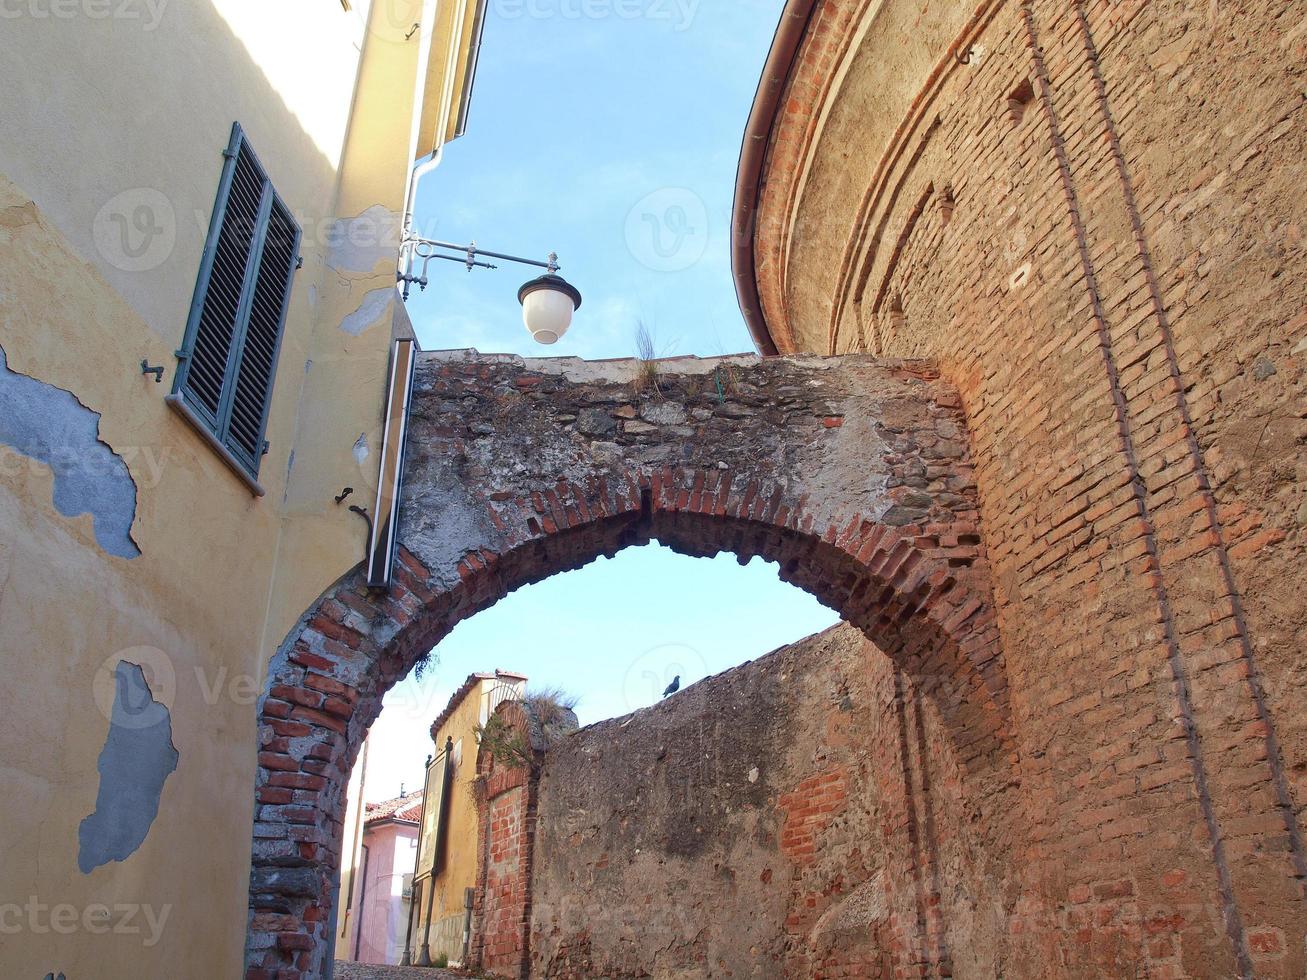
522, 289, 574, 345
518, 274, 582, 346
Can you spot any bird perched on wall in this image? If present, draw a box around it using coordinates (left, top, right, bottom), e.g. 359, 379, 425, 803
662, 675, 680, 698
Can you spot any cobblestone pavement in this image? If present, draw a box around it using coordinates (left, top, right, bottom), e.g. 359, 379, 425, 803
333, 962, 462, 980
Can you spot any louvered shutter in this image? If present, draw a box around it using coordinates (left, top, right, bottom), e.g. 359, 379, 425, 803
174, 123, 300, 478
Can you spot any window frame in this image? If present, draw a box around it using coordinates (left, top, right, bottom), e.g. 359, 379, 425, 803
169, 122, 301, 494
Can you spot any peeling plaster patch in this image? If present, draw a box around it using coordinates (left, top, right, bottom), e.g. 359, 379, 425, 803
400, 466, 498, 590
352, 433, 369, 465
325, 205, 403, 274
0, 344, 140, 558
0, 200, 39, 230
77, 662, 179, 873
339, 287, 395, 336
811, 871, 887, 938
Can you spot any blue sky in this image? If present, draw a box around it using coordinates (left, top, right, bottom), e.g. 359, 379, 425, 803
367, 548, 839, 799
362, 0, 842, 802
406, 0, 781, 359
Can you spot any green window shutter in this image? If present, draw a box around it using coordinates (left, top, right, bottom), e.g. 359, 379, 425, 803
174, 123, 301, 478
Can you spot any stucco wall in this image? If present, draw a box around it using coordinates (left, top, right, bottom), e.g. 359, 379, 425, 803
417, 676, 519, 964
527, 623, 1003, 979
0, 2, 475, 976
752, 0, 1307, 975
356, 822, 418, 965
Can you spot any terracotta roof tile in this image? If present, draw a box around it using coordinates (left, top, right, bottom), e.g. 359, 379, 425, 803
364, 791, 423, 825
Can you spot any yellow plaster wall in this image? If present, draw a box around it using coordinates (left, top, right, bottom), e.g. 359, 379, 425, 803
417, 678, 524, 961
0, 1, 478, 975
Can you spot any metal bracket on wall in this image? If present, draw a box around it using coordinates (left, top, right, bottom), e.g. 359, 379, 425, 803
141, 360, 165, 383
349, 504, 372, 539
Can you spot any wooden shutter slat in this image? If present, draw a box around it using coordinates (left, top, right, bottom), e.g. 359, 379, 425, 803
226, 198, 298, 462
173, 123, 300, 480
178, 134, 265, 425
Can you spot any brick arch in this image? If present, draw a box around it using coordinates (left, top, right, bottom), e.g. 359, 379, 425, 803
244, 351, 1012, 978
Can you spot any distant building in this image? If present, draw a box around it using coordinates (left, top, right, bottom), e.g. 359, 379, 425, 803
407, 670, 528, 966
336, 791, 424, 965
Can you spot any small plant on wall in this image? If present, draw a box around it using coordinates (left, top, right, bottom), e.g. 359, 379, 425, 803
525, 685, 580, 727
633, 320, 661, 397
474, 713, 534, 771
473, 687, 579, 774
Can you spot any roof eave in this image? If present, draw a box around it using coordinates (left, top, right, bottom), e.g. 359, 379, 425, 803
731, 0, 820, 358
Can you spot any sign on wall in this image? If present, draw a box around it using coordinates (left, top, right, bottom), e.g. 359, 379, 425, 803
416, 749, 444, 880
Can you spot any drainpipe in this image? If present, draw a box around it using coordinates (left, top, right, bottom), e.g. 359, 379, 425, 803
399, 0, 473, 293
353, 843, 371, 961
396, 0, 439, 291
460, 885, 474, 965
731, 0, 818, 356
400, 754, 433, 966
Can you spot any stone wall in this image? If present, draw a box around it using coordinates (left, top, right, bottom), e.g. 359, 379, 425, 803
527, 623, 1000, 979
245, 351, 1014, 977
749, 1, 1307, 974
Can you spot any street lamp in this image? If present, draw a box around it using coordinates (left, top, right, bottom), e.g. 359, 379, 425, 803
398, 238, 583, 345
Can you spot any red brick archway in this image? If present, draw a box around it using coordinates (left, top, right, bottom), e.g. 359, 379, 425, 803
243, 352, 1010, 978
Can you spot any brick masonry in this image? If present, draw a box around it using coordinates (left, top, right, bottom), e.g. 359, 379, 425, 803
242, 351, 1002, 978
751, 0, 1307, 976
468, 700, 544, 979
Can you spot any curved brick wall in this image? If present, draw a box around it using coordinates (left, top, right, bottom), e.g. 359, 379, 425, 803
752, 0, 1307, 975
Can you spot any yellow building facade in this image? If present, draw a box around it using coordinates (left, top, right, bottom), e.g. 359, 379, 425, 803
0, 2, 485, 976
408, 670, 527, 966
